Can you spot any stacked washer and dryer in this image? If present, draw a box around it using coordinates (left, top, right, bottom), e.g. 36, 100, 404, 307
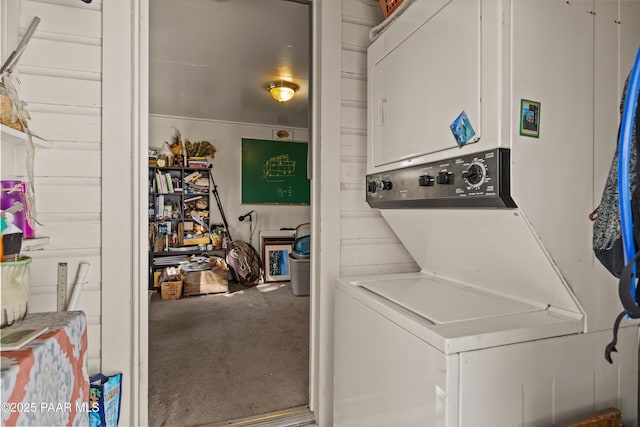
333, 0, 640, 426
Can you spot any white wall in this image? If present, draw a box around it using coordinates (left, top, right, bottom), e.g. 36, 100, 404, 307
312, 1, 418, 425
149, 115, 311, 245
338, 1, 418, 278
3, 0, 103, 375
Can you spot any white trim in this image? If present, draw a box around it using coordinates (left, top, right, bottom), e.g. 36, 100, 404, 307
311, 1, 342, 425
137, 1, 314, 424
309, 0, 320, 416
102, 1, 140, 424
134, 0, 148, 425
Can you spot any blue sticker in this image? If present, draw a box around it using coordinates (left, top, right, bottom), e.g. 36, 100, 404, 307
450, 111, 476, 147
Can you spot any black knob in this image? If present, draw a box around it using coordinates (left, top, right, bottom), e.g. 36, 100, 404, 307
367, 181, 377, 193
419, 175, 434, 186
377, 180, 393, 191
437, 172, 453, 185
462, 164, 484, 186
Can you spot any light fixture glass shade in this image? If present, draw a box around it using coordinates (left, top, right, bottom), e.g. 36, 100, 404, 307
264, 81, 299, 103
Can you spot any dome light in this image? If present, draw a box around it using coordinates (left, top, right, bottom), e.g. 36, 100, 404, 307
264, 80, 299, 103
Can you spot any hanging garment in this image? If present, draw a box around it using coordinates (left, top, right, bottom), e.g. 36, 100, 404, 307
593, 76, 640, 278
592, 67, 640, 363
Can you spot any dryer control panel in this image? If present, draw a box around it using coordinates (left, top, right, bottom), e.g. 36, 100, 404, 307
366, 148, 516, 208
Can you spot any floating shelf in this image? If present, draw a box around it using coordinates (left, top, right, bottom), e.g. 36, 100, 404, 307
1, 124, 51, 148
1, 125, 51, 180
22, 236, 50, 251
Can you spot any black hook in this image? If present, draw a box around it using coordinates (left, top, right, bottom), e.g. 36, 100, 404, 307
604, 311, 626, 363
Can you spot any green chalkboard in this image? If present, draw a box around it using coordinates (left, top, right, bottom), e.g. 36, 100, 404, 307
241, 138, 310, 204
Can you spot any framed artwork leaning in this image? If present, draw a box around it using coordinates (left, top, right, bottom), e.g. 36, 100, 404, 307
263, 243, 292, 282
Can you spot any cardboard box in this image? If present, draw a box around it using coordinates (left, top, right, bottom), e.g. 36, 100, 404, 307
160, 281, 182, 300
182, 235, 210, 245
183, 270, 228, 297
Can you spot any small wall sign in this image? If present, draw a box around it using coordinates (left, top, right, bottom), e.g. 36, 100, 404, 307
520, 99, 541, 138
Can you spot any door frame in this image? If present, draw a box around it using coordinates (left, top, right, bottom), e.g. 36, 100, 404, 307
114, 1, 327, 425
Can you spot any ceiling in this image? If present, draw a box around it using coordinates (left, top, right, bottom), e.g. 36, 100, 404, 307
149, 0, 310, 129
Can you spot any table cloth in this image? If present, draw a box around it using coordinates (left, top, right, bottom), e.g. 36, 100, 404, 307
1, 311, 89, 426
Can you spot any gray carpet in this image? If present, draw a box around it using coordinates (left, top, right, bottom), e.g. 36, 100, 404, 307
148, 281, 310, 427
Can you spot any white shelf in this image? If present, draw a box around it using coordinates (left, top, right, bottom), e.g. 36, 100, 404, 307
1, 124, 51, 180
1, 124, 51, 148
21, 236, 50, 251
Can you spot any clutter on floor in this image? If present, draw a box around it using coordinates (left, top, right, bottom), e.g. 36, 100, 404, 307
157, 253, 229, 300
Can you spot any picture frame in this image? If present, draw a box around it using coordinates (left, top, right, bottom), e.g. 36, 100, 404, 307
263, 243, 292, 282
519, 99, 541, 138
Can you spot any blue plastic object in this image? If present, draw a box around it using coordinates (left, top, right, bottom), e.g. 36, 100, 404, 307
618, 45, 640, 309
293, 235, 311, 256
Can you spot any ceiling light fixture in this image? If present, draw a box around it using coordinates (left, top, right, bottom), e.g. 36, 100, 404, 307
264, 80, 299, 103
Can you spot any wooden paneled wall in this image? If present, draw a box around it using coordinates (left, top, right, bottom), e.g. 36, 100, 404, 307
340, 0, 418, 277
12, 0, 102, 374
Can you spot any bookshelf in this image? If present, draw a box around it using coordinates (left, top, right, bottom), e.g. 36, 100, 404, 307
148, 165, 216, 287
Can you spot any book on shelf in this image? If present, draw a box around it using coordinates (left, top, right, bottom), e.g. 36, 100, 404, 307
171, 176, 182, 193
155, 171, 167, 193
194, 177, 209, 187
165, 173, 174, 193
184, 195, 203, 203
156, 195, 164, 220
186, 184, 208, 194
1, 327, 49, 351
184, 171, 202, 183
188, 158, 208, 168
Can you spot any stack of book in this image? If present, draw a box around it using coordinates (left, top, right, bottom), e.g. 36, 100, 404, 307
184, 171, 209, 194
154, 171, 182, 194
188, 157, 208, 168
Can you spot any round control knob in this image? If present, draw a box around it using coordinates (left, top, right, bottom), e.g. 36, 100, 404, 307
375, 180, 393, 191
462, 162, 486, 187
367, 181, 378, 193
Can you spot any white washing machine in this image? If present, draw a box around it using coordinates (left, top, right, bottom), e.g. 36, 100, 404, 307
335, 274, 638, 426
333, 0, 640, 425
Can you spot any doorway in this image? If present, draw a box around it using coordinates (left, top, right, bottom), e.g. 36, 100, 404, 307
145, 0, 313, 425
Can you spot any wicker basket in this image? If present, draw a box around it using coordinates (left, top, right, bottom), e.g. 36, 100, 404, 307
379, 0, 403, 18
0, 92, 23, 131
552, 408, 622, 427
